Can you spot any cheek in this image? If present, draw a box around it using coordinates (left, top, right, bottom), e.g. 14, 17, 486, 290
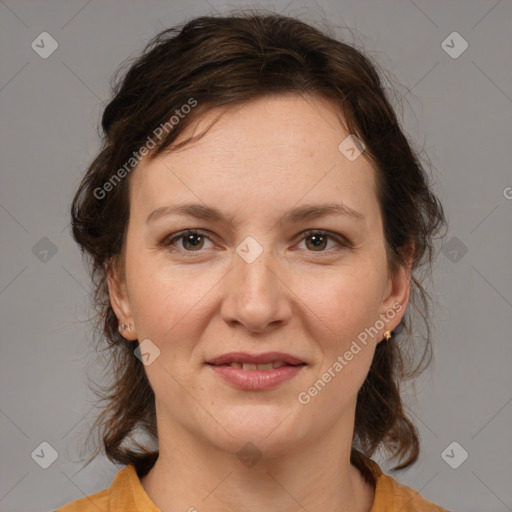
300, 271, 385, 402
296, 260, 386, 341
126, 250, 218, 342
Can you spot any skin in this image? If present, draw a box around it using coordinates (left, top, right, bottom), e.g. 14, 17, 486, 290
107, 93, 411, 512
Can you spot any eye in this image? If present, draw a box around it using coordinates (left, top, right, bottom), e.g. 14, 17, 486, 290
296, 230, 348, 252
163, 229, 214, 253
162, 229, 349, 255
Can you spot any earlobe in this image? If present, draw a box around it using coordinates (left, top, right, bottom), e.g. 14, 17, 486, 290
106, 265, 137, 340
379, 255, 413, 340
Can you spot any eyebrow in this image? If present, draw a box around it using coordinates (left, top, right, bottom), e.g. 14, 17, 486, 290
146, 202, 365, 225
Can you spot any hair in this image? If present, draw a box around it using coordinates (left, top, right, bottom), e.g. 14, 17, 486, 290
71, 10, 447, 485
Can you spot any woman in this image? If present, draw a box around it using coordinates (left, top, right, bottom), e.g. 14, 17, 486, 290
56, 11, 448, 512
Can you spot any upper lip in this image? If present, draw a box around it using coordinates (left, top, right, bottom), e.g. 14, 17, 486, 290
206, 352, 305, 366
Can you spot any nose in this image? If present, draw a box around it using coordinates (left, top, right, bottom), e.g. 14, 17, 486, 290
220, 245, 292, 334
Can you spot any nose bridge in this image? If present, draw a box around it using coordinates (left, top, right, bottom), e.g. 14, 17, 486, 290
222, 236, 288, 332
236, 244, 274, 295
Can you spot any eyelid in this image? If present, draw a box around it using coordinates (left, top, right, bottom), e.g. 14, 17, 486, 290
297, 229, 351, 249
162, 229, 215, 251
162, 228, 350, 253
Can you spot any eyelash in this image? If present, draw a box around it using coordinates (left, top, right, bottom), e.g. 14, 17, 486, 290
161, 229, 350, 255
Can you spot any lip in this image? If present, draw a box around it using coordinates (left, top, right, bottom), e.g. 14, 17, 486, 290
206, 352, 306, 391
206, 351, 305, 366
207, 364, 305, 391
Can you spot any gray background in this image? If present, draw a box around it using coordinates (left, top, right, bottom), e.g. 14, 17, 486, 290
1, 1, 511, 511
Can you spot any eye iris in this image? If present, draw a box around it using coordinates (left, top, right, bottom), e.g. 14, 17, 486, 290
306, 234, 327, 251
176, 232, 332, 252
183, 233, 204, 250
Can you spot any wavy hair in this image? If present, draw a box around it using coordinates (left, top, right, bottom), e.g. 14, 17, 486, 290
70, 10, 447, 484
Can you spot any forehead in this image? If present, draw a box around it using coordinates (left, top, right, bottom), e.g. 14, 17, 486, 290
129, 94, 379, 225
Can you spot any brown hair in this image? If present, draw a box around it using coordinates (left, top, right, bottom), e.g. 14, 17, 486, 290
71, 10, 447, 483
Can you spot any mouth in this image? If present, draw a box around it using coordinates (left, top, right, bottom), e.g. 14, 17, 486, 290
205, 352, 307, 390
206, 351, 306, 369
208, 361, 304, 371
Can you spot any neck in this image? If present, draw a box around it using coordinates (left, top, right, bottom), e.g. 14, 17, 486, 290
140, 414, 375, 512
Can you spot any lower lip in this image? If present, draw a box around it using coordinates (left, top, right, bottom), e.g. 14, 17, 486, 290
207, 364, 305, 391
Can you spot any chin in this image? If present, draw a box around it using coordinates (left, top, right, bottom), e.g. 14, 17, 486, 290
204, 404, 306, 458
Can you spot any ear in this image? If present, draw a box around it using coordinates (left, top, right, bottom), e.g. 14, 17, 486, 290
377, 248, 413, 343
106, 261, 138, 340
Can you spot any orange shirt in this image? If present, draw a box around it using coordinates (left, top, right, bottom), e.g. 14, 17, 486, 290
55, 459, 449, 511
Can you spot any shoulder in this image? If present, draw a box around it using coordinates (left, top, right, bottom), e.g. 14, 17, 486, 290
367, 459, 450, 512
54, 465, 143, 512
54, 487, 111, 512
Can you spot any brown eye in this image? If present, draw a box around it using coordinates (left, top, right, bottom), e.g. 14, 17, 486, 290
163, 230, 214, 253
181, 233, 205, 251
299, 230, 346, 252
305, 233, 328, 251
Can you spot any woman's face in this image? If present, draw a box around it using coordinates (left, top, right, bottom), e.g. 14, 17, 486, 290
108, 94, 410, 458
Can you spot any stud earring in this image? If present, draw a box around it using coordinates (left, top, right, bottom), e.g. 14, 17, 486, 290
119, 323, 131, 333
383, 330, 392, 341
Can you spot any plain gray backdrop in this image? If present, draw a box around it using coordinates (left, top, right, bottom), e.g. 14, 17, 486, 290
1, 1, 511, 511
